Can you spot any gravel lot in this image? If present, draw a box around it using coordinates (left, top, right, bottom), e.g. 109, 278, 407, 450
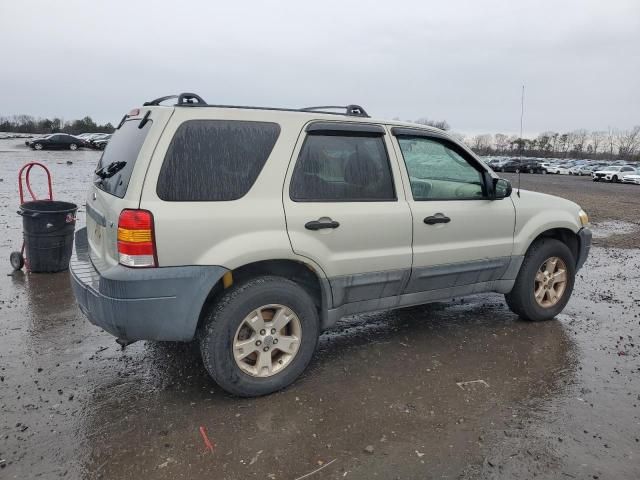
0, 141, 638, 479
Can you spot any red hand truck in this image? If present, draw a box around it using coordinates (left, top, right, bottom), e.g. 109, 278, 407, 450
10, 162, 53, 270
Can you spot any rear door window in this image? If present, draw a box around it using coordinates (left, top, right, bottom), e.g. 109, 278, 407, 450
94, 119, 153, 198
157, 120, 280, 201
290, 134, 396, 202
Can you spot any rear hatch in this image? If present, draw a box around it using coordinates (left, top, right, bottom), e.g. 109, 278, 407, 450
86, 107, 172, 271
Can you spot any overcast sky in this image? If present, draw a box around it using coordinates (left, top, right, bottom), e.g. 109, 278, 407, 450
1, 0, 638, 135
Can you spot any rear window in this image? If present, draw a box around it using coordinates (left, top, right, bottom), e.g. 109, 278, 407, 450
157, 120, 280, 201
94, 119, 152, 198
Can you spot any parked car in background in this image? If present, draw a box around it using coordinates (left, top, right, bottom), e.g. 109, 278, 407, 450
25, 133, 87, 150
592, 165, 636, 182
484, 157, 512, 171
574, 165, 599, 176
622, 173, 640, 185
546, 163, 571, 175
90, 134, 112, 150
498, 159, 546, 173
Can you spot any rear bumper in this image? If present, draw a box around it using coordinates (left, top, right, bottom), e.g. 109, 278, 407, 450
70, 228, 227, 341
576, 227, 592, 271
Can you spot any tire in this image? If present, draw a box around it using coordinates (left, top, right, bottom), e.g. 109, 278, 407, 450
612, 175, 618, 183
515, 168, 520, 174
500, 167, 505, 172
10, 251, 24, 270
542, 170, 547, 175
34, 143, 43, 150
199, 276, 320, 397
505, 238, 576, 322
69, 143, 78, 151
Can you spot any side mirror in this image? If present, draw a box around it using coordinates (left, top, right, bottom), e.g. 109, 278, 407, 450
492, 178, 512, 199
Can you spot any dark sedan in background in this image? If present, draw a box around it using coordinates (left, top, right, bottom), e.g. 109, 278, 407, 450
25, 134, 88, 151
498, 159, 547, 174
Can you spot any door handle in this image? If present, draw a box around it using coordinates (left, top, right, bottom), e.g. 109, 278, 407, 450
424, 214, 451, 225
305, 219, 340, 230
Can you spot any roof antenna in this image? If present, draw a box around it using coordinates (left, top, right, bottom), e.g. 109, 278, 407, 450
517, 84, 525, 197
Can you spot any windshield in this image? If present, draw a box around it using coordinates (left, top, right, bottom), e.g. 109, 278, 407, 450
94, 119, 153, 198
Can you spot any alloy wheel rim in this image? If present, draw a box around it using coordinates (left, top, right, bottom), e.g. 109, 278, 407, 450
233, 304, 302, 377
534, 256, 568, 307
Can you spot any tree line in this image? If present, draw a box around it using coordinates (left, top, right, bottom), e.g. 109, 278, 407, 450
401, 117, 640, 161
0, 115, 115, 135
464, 128, 640, 161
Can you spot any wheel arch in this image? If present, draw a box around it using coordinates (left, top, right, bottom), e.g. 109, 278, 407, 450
526, 227, 579, 265
197, 259, 332, 333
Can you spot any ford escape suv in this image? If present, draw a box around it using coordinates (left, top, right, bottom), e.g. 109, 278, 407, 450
71, 93, 592, 397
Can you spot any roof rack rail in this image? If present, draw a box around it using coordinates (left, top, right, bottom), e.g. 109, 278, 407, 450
142, 94, 368, 117
143, 93, 208, 107
143, 95, 178, 106
300, 104, 369, 118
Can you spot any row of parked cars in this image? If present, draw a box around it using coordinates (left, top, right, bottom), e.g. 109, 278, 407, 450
25, 132, 111, 151
485, 157, 640, 185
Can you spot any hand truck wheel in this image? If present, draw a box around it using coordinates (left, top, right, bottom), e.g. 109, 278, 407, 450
10, 251, 25, 271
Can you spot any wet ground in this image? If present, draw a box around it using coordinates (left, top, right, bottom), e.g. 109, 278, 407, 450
0, 140, 639, 479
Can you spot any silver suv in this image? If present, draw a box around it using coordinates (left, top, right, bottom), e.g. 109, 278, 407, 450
71, 93, 592, 396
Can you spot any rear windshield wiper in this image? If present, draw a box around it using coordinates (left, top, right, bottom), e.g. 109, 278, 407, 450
95, 161, 126, 179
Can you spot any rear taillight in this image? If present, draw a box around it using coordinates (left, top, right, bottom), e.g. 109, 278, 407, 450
117, 209, 157, 267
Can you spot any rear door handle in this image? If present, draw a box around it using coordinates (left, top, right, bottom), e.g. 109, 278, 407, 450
305, 219, 340, 230
424, 214, 451, 225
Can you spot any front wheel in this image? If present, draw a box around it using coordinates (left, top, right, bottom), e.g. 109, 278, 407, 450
199, 276, 319, 397
505, 238, 575, 321
69, 143, 78, 151
612, 175, 618, 183
34, 143, 43, 150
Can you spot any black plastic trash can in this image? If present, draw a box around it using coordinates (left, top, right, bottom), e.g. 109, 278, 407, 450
19, 200, 78, 273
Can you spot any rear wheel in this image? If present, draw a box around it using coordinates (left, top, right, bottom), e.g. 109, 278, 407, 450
505, 238, 575, 321
69, 143, 78, 151
199, 276, 319, 397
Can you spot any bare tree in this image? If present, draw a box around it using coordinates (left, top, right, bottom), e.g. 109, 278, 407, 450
570, 129, 588, 155
494, 133, 510, 153
607, 127, 616, 157
616, 126, 640, 159
590, 131, 606, 156
558, 134, 570, 156
414, 118, 451, 131
471, 134, 493, 153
